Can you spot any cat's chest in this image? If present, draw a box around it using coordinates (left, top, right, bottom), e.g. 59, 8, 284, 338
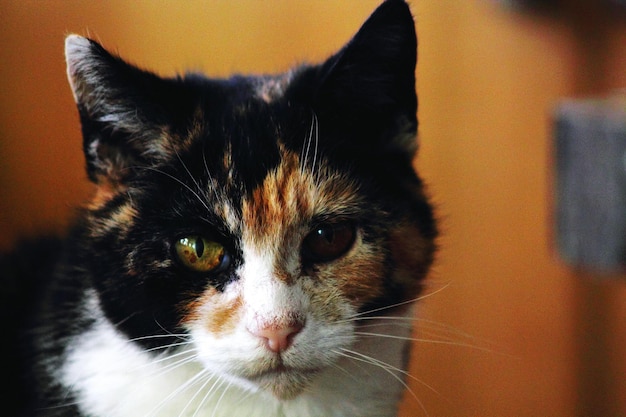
55, 301, 409, 417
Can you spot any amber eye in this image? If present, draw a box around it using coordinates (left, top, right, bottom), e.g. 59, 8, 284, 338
302, 222, 356, 263
175, 236, 229, 273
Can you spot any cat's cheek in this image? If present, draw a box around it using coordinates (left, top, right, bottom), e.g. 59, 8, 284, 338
181, 285, 244, 336
388, 223, 435, 297
331, 248, 387, 308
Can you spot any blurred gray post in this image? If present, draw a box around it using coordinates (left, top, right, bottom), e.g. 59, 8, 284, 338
555, 94, 626, 273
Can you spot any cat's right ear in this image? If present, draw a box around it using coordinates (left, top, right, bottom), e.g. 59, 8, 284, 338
65, 35, 192, 189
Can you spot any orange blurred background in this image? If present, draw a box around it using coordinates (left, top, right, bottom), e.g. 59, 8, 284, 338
1, 1, 625, 416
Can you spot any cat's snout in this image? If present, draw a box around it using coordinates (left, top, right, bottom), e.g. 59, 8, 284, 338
247, 318, 305, 353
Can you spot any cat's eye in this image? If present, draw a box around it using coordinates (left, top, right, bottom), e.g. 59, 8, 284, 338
175, 236, 229, 273
302, 222, 356, 263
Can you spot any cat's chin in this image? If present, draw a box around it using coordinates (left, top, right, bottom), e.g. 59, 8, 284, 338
250, 366, 321, 400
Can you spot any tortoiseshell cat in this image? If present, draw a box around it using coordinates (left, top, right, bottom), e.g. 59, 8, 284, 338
1, 1, 437, 416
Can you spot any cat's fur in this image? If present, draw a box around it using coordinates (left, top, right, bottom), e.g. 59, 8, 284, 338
1, 1, 437, 416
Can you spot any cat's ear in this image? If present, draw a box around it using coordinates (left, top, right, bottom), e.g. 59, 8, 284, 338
313, 0, 418, 158
65, 35, 191, 187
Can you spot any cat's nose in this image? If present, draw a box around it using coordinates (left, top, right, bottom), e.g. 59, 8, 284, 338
248, 320, 304, 353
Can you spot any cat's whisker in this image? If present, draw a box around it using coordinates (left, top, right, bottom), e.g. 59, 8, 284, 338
354, 331, 507, 356
338, 299, 417, 324
139, 166, 211, 213
353, 316, 486, 345
208, 377, 231, 417
127, 333, 191, 343
142, 368, 208, 417
174, 148, 202, 194
174, 369, 215, 417
341, 284, 451, 323
329, 361, 361, 382
135, 348, 198, 375
310, 111, 320, 174
338, 348, 440, 396
334, 348, 432, 417
300, 112, 316, 173
143, 340, 195, 354
334, 352, 377, 381
201, 142, 229, 208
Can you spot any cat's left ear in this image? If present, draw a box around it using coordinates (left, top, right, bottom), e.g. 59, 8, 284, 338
65, 35, 193, 187
313, 0, 418, 159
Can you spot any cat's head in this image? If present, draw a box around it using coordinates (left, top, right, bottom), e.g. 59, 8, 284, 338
66, 0, 436, 400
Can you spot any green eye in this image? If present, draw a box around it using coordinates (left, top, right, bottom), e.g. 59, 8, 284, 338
175, 236, 229, 273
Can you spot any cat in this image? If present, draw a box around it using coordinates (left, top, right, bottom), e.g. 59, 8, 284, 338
1, 0, 437, 416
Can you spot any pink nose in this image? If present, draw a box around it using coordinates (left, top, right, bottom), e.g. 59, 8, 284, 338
248, 321, 304, 353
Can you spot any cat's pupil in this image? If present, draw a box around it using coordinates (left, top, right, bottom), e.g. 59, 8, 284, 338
175, 236, 227, 273
195, 238, 205, 258
316, 227, 333, 243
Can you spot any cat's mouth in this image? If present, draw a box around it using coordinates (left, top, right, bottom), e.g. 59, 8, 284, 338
246, 364, 322, 400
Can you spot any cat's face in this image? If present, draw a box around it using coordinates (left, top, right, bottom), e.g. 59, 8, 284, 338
66, 0, 436, 401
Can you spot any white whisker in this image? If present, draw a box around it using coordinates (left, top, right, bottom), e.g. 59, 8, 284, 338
354, 316, 485, 345
175, 148, 202, 195
354, 331, 507, 356
175, 369, 214, 417
335, 348, 432, 417
143, 368, 208, 417
300, 113, 315, 173
127, 333, 190, 343
208, 378, 230, 417
310, 112, 319, 173
134, 348, 198, 376
341, 283, 452, 323
140, 166, 211, 213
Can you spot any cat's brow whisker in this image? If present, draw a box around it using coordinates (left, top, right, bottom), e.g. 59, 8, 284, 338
310, 111, 319, 173
139, 166, 211, 213
300, 112, 315, 173
174, 148, 202, 193
300, 110, 321, 174
201, 143, 223, 204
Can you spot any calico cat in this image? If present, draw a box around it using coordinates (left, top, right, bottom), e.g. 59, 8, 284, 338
1, 1, 437, 416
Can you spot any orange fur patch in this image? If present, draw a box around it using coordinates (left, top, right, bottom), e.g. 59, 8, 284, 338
182, 288, 243, 336
88, 201, 138, 238
88, 178, 124, 210
332, 236, 386, 306
241, 150, 314, 252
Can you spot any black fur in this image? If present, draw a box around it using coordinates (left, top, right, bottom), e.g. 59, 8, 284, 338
1, 1, 436, 415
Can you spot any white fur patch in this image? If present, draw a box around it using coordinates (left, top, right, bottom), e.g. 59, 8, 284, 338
254, 72, 294, 104
59, 291, 414, 417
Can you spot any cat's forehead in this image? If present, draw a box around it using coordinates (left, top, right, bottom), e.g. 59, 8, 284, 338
238, 147, 360, 248
185, 78, 328, 196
